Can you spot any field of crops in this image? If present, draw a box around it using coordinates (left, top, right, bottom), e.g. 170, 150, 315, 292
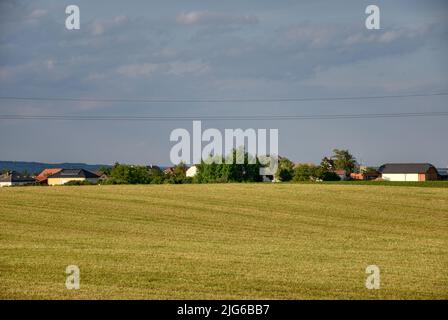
0, 184, 447, 299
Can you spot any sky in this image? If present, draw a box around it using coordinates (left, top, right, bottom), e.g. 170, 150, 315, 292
0, 0, 447, 167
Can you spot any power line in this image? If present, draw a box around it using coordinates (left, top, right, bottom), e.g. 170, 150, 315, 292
1, 112, 447, 121
0, 92, 447, 104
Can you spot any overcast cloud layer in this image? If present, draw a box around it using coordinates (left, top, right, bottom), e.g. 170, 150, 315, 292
0, 0, 447, 167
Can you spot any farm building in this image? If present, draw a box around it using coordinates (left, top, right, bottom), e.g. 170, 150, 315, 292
0, 171, 35, 187
438, 168, 448, 180
163, 166, 187, 176
378, 163, 440, 182
47, 169, 100, 185
35, 168, 62, 185
186, 165, 198, 177
350, 171, 380, 181
334, 169, 349, 181
147, 165, 162, 175
163, 167, 175, 175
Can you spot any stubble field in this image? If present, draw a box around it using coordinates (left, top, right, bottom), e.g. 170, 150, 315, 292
0, 184, 447, 299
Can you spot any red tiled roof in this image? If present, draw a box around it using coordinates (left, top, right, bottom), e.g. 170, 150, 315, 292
163, 167, 175, 174
36, 168, 62, 182
350, 173, 363, 179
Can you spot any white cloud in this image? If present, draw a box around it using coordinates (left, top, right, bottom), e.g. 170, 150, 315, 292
344, 25, 431, 45
85, 72, 107, 82
91, 16, 129, 36
0, 67, 12, 82
166, 61, 210, 76
45, 59, 55, 70
28, 9, 47, 19
116, 63, 159, 77
176, 11, 258, 26
281, 25, 337, 48
116, 61, 210, 78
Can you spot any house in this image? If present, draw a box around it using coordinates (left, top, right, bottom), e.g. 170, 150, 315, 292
186, 165, 198, 177
350, 171, 380, 181
46, 169, 100, 185
335, 169, 349, 181
438, 168, 448, 181
0, 171, 36, 187
163, 167, 175, 175
147, 165, 162, 175
35, 168, 62, 185
350, 173, 364, 180
378, 163, 440, 182
96, 172, 108, 182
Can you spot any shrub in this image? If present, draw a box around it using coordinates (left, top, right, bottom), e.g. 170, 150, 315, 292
100, 178, 128, 185
293, 164, 319, 181
319, 170, 341, 181
63, 180, 95, 186
276, 158, 295, 182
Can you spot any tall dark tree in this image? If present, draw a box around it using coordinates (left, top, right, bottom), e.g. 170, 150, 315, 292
195, 149, 262, 183
331, 149, 357, 173
316, 158, 340, 181
275, 157, 294, 182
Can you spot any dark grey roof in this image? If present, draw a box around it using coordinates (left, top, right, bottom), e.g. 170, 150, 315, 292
0, 171, 36, 183
48, 169, 99, 179
378, 163, 438, 174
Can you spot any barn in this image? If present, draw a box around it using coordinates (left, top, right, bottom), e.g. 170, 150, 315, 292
0, 171, 36, 187
378, 163, 440, 182
35, 168, 62, 185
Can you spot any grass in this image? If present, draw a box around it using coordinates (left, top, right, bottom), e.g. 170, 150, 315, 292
0, 184, 447, 299
308, 180, 448, 188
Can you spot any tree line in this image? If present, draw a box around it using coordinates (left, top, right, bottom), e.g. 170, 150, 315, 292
100, 162, 191, 185
97, 148, 359, 184
276, 149, 358, 182
1, 148, 361, 185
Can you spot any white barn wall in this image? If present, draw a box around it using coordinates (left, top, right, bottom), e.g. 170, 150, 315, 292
48, 177, 99, 185
0, 181, 34, 187
382, 173, 419, 182
186, 166, 198, 177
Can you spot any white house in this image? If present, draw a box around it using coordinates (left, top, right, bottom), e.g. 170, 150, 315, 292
186, 165, 198, 177
379, 163, 440, 182
0, 171, 36, 187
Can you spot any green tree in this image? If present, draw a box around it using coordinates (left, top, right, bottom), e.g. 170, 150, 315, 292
331, 149, 357, 173
107, 163, 151, 184
317, 168, 340, 181
314, 158, 341, 181
149, 166, 165, 184
363, 166, 378, 173
165, 162, 191, 184
293, 163, 319, 181
276, 157, 294, 182
99, 166, 112, 176
195, 148, 262, 183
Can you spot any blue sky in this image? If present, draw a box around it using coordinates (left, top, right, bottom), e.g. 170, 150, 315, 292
0, 0, 447, 167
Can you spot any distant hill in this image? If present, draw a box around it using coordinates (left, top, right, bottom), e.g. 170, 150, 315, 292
0, 161, 111, 175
